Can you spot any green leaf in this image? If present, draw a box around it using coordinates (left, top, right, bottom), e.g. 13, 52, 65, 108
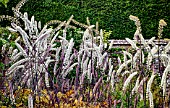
0, 0, 9, 8
10, 41, 16, 47
45, 0, 52, 3
0, 62, 5, 70
0, 73, 2, 77
0, 38, 7, 44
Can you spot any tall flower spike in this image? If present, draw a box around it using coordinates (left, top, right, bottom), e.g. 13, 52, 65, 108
45, 71, 50, 88
123, 72, 138, 91
159, 19, 167, 26
64, 15, 74, 30
148, 91, 154, 108
16, 26, 32, 50
161, 65, 170, 97
131, 76, 140, 95
86, 17, 91, 26
7, 58, 29, 73
122, 71, 130, 77
107, 65, 113, 81
129, 15, 141, 28
129, 15, 142, 40
83, 57, 89, 71
38, 21, 41, 30
7, 27, 17, 32
23, 12, 29, 30
15, 0, 28, 12
34, 28, 53, 44
63, 38, 74, 68
146, 74, 156, 99
1, 44, 6, 54
51, 21, 66, 36
11, 49, 18, 57
125, 38, 138, 50
88, 60, 92, 82
93, 77, 102, 93
28, 94, 33, 108
129, 15, 139, 22
63, 63, 78, 78
111, 70, 116, 91
117, 56, 122, 67
147, 37, 156, 47
15, 42, 28, 57
158, 19, 167, 39
123, 51, 132, 60
117, 59, 132, 75
95, 22, 99, 35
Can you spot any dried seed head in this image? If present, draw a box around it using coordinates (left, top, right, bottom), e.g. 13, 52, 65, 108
129, 15, 142, 34
158, 19, 167, 39
129, 15, 139, 22
159, 19, 167, 27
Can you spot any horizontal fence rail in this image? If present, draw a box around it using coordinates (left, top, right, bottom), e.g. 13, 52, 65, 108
108, 39, 169, 48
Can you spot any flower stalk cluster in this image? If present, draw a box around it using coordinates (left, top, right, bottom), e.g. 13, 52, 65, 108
118, 15, 169, 107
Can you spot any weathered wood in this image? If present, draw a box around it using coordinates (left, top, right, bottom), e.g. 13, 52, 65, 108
108, 39, 169, 48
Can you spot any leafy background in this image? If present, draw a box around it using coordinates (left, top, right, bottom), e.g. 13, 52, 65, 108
0, 0, 170, 39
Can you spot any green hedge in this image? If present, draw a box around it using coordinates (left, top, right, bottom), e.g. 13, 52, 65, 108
0, 0, 170, 39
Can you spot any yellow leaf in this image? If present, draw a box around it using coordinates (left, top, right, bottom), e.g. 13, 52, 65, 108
66, 90, 74, 97
90, 91, 93, 98
5, 83, 8, 86
69, 97, 74, 101
66, 104, 71, 108
35, 96, 40, 103
79, 96, 83, 101
41, 89, 48, 95
94, 104, 100, 108
57, 92, 63, 98
18, 86, 21, 89
40, 96, 50, 104
1, 106, 7, 108
74, 99, 78, 105
23, 95, 28, 100
55, 104, 58, 107
23, 89, 31, 95
16, 102, 22, 107
78, 96, 84, 106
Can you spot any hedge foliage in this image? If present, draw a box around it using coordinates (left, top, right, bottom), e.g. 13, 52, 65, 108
0, 0, 170, 39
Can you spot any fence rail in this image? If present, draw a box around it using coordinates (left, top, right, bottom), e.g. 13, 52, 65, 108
109, 39, 169, 48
